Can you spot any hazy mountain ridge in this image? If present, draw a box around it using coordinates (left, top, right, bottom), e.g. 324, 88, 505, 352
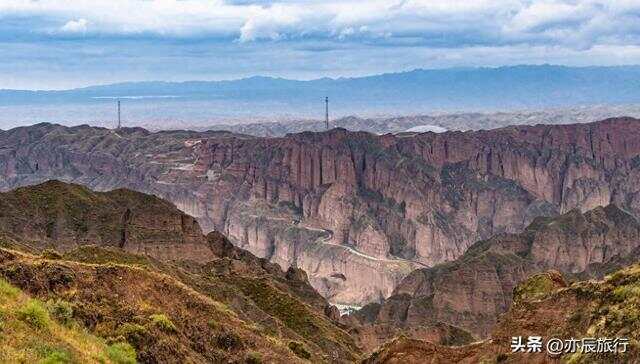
202, 105, 640, 137
3, 65, 640, 129
6, 65, 640, 103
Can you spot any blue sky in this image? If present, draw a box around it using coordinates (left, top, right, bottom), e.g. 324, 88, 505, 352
2, 0, 640, 90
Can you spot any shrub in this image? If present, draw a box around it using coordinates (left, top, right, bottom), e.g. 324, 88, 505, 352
41, 249, 63, 260
17, 299, 51, 329
288, 341, 311, 360
47, 299, 74, 327
106, 342, 137, 364
612, 284, 640, 302
207, 319, 217, 329
117, 323, 148, 346
246, 351, 263, 364
149, 314, 176, 332
0, 278, 20, 300
38, 349, 71, 364
217, 331, 243, 350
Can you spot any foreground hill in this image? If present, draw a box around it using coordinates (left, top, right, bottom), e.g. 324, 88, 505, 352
0, 181, 360, 363
0, 275, 121, 363
0, 180, 212, 262
364, 266, 640, 363
5, 118, 640, 306
2, 182, 640, 363
349, 204, 640, 351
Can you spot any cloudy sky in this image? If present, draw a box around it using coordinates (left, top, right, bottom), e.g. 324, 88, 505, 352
2, 0, 640, 89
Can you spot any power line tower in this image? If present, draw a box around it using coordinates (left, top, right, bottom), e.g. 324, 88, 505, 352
325, 96, 329, 130
117, 100, 121, 129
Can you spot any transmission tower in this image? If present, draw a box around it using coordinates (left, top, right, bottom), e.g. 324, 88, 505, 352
117, 100, 121, 129
325, 96, 329, 130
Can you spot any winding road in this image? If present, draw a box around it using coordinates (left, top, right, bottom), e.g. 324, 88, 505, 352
246, 213, 428, 267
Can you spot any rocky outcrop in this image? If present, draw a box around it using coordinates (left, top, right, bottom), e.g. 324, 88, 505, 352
4, 118, 640, 305
0, 181, 361, 363
351, 204, 640, 350
0, 180, 214, 262
364, 264, 640, 363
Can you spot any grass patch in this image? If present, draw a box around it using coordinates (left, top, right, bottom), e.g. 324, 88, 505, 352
149, 314, 176, 332
106, 342, 137, 364
17, 299, 51, 329
47, 299, 74, 327
117, 323, 148, 346
288, 341, 311, 360
0, 278, 20, 301
513, 272, 558, 304
612, 284, 640, 302
0, 276, 110, 363
38, 348, 71, 364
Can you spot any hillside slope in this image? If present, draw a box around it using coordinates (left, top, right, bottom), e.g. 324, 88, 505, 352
364, 266, 640, 363
0, 180, 212, 262
4, 118, 640, 306
0, 181, 361, 363
349, 205, 640, 350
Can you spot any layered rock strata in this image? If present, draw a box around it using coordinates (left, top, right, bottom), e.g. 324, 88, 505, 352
3, 118, 640, 304
350, 204, 640, 350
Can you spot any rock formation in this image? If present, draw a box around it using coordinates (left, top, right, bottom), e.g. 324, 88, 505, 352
364, 266, 640, 363
0, 180, 214, 263
4, 118, 640, 305
350, 204, 640, 351
0, 181, 361, 363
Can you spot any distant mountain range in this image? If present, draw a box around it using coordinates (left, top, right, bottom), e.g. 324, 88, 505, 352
203, 105, 640, 136
2, 65, 640, 128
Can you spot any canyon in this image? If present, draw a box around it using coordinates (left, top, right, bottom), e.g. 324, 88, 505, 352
3, 118, 640, 306
0, 181, 360, 363
364, 266, 640, 363
349, 204, 640, 351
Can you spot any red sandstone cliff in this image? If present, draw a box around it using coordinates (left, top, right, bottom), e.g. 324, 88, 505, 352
350, 204, 640, 351
3, 118, 640, 305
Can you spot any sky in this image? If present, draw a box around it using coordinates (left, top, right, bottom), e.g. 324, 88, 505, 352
2, 0, 640, 90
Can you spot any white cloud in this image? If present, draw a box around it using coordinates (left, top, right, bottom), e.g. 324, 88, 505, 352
60, 18, 88, 33
3, 0, 640, 89
0, 0, 637, 49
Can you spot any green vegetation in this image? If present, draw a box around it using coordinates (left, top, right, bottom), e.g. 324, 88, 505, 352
612, 283, 640, 302
238, 278, 325, 338
149, 313, 176, 332
513, 271, 561, 304
245, 351, 263, 364
106, 342, 137, 364
0, 277, 20, 301
116, 323, 148, 346
47, 299, 74, 327
288, 341, 311, 360
0, 278, 114, 363
38, 349, 71, 364
17, 299, 51, 329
